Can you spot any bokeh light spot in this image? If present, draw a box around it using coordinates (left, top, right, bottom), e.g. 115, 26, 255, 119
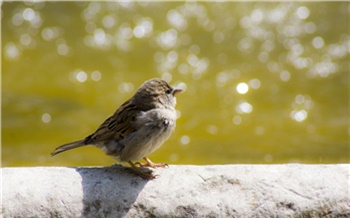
206, 125, 218, 134
118, 82, 134, 93
5, 43, 20, 60
236, 82, 249, 94
91, 71, 102, 81
312, 36, 324, 49
296, 6, 310, 19
57, 43, 69, 56
133, 17, 153, 38
41, 113, 51, 123
76, 70, 88, 83
249, 79, 261, 89
176, 82, 187, 92
236, 101, 253, 114
280, 70, 291, 82
23, 8, 35, 21
290, 109, 308, 122
180, 135, 190, 145
232, 115, 242, 125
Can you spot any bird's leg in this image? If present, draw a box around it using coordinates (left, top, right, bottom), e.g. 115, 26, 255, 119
135, 157, 168, 168
127, 161, 156, 179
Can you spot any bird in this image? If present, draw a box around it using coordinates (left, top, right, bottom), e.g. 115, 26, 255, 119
51, 78, 182, 179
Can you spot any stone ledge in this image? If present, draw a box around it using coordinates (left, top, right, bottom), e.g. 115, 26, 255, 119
2, 164, 349, 217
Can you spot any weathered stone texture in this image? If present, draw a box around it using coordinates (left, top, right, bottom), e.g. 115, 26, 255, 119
2, 165, 349, 217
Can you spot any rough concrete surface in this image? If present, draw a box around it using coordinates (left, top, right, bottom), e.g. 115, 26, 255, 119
1, 165, 349, 217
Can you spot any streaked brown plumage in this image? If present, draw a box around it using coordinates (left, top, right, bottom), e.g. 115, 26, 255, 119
51, 78, 182, 179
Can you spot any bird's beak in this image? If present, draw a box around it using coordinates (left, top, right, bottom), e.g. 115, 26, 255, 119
173, 88, 183, 96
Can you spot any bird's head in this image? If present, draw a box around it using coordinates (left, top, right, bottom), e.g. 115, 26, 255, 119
135, 78, 182, 109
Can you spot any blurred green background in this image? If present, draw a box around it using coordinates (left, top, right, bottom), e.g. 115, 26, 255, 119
2, 2, 349, 167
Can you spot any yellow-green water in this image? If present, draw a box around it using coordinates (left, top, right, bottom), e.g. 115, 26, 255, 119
2, 2, 349, 167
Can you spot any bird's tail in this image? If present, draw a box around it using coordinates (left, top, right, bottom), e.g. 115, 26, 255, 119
51, 140, 86, 156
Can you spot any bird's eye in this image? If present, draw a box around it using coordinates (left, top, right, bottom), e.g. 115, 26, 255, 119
165, 89, 172, 94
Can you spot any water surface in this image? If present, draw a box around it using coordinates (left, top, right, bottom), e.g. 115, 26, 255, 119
2, 2, 349, 166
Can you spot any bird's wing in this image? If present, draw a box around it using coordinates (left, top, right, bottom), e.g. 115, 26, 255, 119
84, 99, 139, 144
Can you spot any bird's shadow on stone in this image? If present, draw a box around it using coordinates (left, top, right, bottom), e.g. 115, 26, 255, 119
75, 164, 150, 217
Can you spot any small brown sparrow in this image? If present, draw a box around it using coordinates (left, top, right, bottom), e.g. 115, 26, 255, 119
51, 78, 182, 179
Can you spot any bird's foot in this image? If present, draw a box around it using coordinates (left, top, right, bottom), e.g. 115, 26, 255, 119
135, 157, 168, 168
127, 161, 157, 179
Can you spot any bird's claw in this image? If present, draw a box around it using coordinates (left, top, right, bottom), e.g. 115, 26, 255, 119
127, 159, 166, 179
